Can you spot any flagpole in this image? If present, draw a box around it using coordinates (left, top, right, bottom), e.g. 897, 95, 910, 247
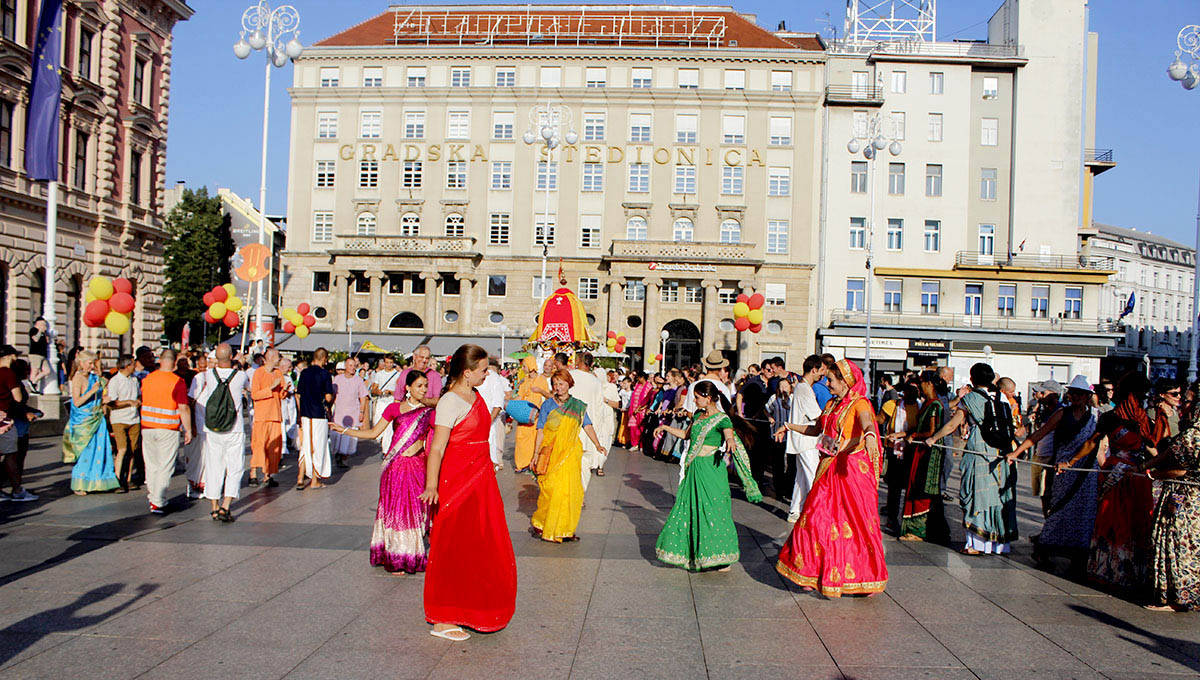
1188, 168, 1200, 383
41, 180, 60, 395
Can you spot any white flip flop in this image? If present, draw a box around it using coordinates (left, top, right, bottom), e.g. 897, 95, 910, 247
430, 626, 470, 641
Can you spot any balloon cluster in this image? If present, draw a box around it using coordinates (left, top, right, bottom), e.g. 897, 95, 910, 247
84, 276, 134, 334
733, 293, 766, 333
605, 331, 628, 353
646, 352, 664, 365
202, 284, 245, 329
280, 302, 316, 339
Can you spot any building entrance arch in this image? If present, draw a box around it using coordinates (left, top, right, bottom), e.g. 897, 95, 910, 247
662, 319, 701, 370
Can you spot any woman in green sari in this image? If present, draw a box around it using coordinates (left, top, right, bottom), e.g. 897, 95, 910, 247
894, 371, 950, 543
654, 381, 762, 571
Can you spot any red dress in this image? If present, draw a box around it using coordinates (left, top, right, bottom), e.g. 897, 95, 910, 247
424, 393, 517, 631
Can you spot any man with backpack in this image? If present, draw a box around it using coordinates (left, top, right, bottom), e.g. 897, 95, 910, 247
192, 343, 248, 522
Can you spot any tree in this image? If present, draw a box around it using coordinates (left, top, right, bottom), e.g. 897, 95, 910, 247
162, 187, 234, 344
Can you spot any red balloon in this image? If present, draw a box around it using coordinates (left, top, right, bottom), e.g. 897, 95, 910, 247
223, 310, 240, 328
297, 302, 310, 315
734, 317, 751, 332
655, 353, 663, 361
749, 323, 763, 333
204, 311, 217, 324
607, 330, 617, 339
303, 314, 316, 327
281, 320, 296, 334
84, 300, 109, 327
109, 292, 134, 314
211, 286, 228, 302
748, 293, 765, 310
202, 292, 214, 307
112, 278, 133, 295
736, 293, 749, 305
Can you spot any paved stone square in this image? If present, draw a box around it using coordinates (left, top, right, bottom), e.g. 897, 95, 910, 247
0, 433, 1197, 680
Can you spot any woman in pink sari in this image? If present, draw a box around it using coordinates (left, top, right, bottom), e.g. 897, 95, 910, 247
776, 359, 888, 597
627, 372, 656, 449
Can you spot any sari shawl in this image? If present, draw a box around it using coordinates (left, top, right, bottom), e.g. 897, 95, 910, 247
1089, 409, 1157, 589
531, 397, 588, 542
1151, 422, 1200, 608
1037, 407, 1097, 551
513, 373, 549, 471
371, 405, 434, 573
959, 390, 1019, 545
900, 399, 948, 541
627, 382, 656, 444
681, 411, 762, 502
63, 374, 119, 493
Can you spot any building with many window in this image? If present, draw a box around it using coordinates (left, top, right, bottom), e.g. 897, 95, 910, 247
280, 4, 826, 367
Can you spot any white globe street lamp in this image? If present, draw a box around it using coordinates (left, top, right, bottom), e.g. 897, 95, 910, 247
523, 103, 578, 296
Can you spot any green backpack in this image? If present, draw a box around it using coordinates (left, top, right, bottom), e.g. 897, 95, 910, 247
204, 369, 239, 433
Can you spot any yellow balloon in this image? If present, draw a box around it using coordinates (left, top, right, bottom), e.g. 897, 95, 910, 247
85, 289, 97, 303
733, 302, 750, 318
285, 310, 302, 325
88, 276, 114, 301
209, 301, 227, 319
607, 338, 617, 350
104, 311, 130, 335
294, 324, 310, 339
223, 283, 237, 297
226, 296, 243, 312
747, 308, 764, 325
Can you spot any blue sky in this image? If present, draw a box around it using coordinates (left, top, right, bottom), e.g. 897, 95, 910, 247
166, 0, 1200, 246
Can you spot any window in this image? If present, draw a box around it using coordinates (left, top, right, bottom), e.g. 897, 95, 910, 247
925, 164, 942, 197
317, 111, 338, 138
402, 161, 422, 188
410, 275, 426, 295
660, 281, 680, 303
585, 67, 606, 88
359, 109, 381, 138
888, 163, 905, 195
850, 161, 867, 193
441, 274, 460, 296
964, 283, 982, 316
980, 168, 998, 200
631, 67, 652, 88
404, 111, 425, 139
723, 69, 745, 90
132, 57, 147, 106
928, 113, 943, 142
539, 66, 562, 87
400, 212, 420, 236
536, 161, 558, 190
674, 165, 696, 194
890, 111, 906, 140
444, 213, 465, 237
312, 212, 333, 242
768, 167, 790, 196
534, 214, 556, 246
720, 219, 741, 243
1031, 285, 1049, 318
846, 279, 865, 311
883, 280, 902, 312
767, 220, 789, 254
362, 66, 383, 87
582, 163, 604, 192
312, 271, 331, 292
447, 110, 470, 139
765, 283, 787, 306
981, 118, 999, 146
579, 215, 601, 248
684, 285, 703, 304
320, 67, 339, 87
852, 110, 869, 137
450, 66, 471, 87
929, 72, 944, 95
722, 115, 745, 144
678, 68, 699, 89
584, 113, 606, 141
769, 116, 792, 146
0, 0, 14, 41
78, 28, 94, 80
490, 161, 511, 190
923, 220, 940, 252
488, 275, 507, 297
494, 66, 515, 87
626, 216, 648, 241
978, 224, 995, 256
721, 165, 744, 195
675, 114, 697, 144
771, 70, 793, 92
359, 160, 378, 188
446, 161, 467, 189
673, 217, 694, 242
982, 76, 999, 99
356, 213, 377, 236
886, 219, 903, 251
921, 281, 940, 314
73, 131, 89, 190
852, 71, 870, 98
406, 66, 426, 87
488, 213, 509, 245
626, 280, 646, 301
890, 70, 907, 93
1065, 287, 1083, 319
998, 284, 1016, 317
628, 163, 650, 193
579, 277, 599, 299
129, 151, 143, 205
629, 113, 652, 142
315, 160, 335, 188
492, 111, 514, 140
849, 218, 866, 249
718, 288, 738, 305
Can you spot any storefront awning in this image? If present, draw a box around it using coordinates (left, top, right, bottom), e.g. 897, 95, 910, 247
228, 332, 509, 357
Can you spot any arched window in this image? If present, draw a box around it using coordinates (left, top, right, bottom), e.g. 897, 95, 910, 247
626, 216, 647, 241
672, 217, 693, 242
388, 311, 424, 329
444, 213, 465, 237
400, 212, 420, 236
719, 219, 741, 243
356, 212, 376, 236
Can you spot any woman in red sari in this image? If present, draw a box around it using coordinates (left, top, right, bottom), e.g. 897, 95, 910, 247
776, 359, 888, 597
419, 344, 516, 641
626, 373, 656, 450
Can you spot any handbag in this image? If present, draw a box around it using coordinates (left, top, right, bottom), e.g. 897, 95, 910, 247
532, 442, 552, 475
505, 399, 538, 425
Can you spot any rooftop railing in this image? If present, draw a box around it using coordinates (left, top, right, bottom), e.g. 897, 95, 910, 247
954, 251, 1115, 271
829, 39, 1025, 59
335, 234, 477, 254
830, 308, 1112, 333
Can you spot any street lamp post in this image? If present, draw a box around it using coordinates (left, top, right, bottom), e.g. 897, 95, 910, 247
846, 111, 902, 393
522, 104, 578, 295
233, 1, 303, 345
1167, 25, 1200, 382
660, 329, 670, 377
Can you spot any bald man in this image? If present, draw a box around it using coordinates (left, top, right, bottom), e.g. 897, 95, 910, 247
194, 344, 248, 520
398, 345, 442, 406
249, 348, 284, 487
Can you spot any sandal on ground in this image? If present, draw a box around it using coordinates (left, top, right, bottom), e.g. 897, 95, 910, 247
247, 477, 261, 487
958, 547, 982, 556
898, 534, 922, 542
217, 508, 235, 523
1143, 604, 1185, 612
430, 626, 470, 642
210, 509, 221, 521
595, 468, 606, 477
296, 481, 308, 490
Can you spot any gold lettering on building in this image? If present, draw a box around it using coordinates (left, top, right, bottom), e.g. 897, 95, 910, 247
607, 146, 624, 163
428, 144, 441, 162
381, 144, 398, 162
723, 149, 742, 167
339, 144, 354, 161
676, 147, 695, 166
563, 145, 577, 163
584, 145, 603, 163
652, 147, 670, 165
404, 144, 421, 161
471, 145, 488, 162
362, 144, 377, 161
705, 148, 713, 166
447, 144, 465, 161
748, 149, 764, 167
634, 146, 644, 163
339, 142, 769, 168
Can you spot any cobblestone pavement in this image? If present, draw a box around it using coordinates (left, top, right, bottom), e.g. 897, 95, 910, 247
0, 432, 1197, 680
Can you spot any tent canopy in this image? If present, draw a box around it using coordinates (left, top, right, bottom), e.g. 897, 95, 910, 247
528, 287, 596, 349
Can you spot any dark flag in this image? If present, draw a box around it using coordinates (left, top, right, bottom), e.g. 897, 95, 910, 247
1118, 291, 1135, 319
24, 0, 63, 181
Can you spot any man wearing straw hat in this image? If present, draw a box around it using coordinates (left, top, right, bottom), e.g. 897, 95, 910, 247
682, 350, 734, 413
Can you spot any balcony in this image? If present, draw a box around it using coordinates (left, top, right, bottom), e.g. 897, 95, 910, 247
829, 39, 1026, 61
829, 308, 1113, 334
1085, 148, 1117, 175
606, 239, 759, 265
824, 84, 883, 106
954, 251, 1115, 272
332, 234, 478, 256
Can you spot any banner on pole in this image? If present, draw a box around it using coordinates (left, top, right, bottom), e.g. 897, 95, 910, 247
25, 0, 63, 181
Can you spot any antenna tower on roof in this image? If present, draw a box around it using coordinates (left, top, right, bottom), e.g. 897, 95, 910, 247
844, 0, 935, 44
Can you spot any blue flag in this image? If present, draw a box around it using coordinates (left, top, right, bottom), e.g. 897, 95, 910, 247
1118, 291, 1135, 319
24, 0, 63, 182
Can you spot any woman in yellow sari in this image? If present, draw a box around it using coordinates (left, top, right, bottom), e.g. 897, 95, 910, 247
532, 369, 607, 542
513, 356, 551, 472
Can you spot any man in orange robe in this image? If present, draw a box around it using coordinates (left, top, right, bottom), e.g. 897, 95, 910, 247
249, 348, 285, 487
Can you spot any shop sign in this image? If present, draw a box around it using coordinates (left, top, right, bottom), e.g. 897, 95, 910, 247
648, 262, 717, 273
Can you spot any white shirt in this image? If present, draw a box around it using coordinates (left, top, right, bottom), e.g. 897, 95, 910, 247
682, 377, 733, 413
106, 372, 140, 425
788, 381, 822, 454
190, 366, 249, 433
371, 367, 401, 400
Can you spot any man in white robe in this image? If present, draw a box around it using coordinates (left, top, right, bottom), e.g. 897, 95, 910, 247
569, 353, 605, 491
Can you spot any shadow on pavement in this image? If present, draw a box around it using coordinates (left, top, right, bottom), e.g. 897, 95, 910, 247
1068, 604, 1200, 671
0, 583, 158, 665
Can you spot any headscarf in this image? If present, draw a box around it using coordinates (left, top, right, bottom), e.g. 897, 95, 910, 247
521, 356, 538, 373
1112, 391, 1165, 445
835, 359, 868, 398
826, 358, 882, 475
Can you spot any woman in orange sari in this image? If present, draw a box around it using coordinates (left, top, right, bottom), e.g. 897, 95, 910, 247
776, 359, 888, 597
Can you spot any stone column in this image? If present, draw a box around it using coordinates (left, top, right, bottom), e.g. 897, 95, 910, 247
606, 277, 624, 335
420, 271, 438, 333
367, 270, 386, 332
642, 277, 661, 355
343, 273, 356, 333
455, 272, 476, 329
331, 273, 346, 330
701, 278, 720, 352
